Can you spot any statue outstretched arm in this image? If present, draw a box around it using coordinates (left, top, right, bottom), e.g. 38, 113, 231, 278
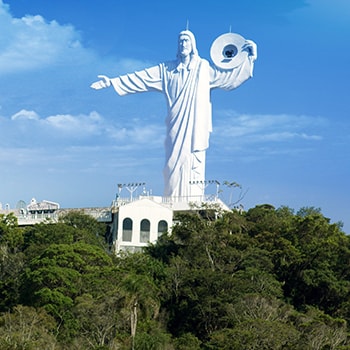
90, 75, 111, 90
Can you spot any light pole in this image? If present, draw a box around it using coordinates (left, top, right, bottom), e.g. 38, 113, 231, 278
117, 182, 146, 201
189, 180, 220, 199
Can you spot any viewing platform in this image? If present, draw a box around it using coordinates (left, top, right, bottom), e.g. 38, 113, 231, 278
0, 193, 229, 226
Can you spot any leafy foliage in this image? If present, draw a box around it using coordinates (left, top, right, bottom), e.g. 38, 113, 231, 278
0, 208, 349, 349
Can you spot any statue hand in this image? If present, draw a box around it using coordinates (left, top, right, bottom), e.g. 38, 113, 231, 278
90, 75, 111, 89
243, 40, 257, 60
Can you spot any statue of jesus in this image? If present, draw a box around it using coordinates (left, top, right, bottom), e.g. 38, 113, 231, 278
91, 29, 257, 199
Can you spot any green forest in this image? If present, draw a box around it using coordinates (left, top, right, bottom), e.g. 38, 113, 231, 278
1, 205, 350, 349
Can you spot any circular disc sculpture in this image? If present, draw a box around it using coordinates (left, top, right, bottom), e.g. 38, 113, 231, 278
210, 32, 248, 70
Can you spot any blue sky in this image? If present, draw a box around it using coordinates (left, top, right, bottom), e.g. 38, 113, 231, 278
0, 0, 349, 231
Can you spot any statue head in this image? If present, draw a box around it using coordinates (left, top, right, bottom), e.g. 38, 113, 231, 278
177, 30, 198, 59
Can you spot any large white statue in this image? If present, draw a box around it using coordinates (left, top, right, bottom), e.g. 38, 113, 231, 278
91, 30, 257, 198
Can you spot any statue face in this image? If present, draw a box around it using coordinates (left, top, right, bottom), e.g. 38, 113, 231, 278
178, 34, 192, 57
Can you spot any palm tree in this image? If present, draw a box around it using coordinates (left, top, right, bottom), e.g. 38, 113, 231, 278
120, 273, 160, 350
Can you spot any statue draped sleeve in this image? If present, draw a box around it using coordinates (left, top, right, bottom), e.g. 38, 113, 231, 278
209, 56, 254, 90
110, 65, 164, 95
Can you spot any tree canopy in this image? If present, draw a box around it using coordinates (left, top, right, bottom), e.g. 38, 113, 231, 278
0, 207, 350, 349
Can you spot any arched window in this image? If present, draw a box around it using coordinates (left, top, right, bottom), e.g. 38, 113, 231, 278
122, 218, 133, 242
140, 219, 150, 243
158, 220, 168, 237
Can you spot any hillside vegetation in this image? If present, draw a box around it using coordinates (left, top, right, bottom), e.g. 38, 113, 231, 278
0, 206, 350, 349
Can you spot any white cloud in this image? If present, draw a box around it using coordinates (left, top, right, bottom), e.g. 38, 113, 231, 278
11, 109, 40, 120
4, 107, 325, 160
9, 110, 106, 138
213, 111, 325, 145
0, 1, 153, 77
0, 3, 91, 74
4, 108, 164, 151
45, 111, 103, 134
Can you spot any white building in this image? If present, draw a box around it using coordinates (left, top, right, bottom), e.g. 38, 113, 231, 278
110, 196, 173, 254
0, 198, 60, 225
109, 194, 230, 254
